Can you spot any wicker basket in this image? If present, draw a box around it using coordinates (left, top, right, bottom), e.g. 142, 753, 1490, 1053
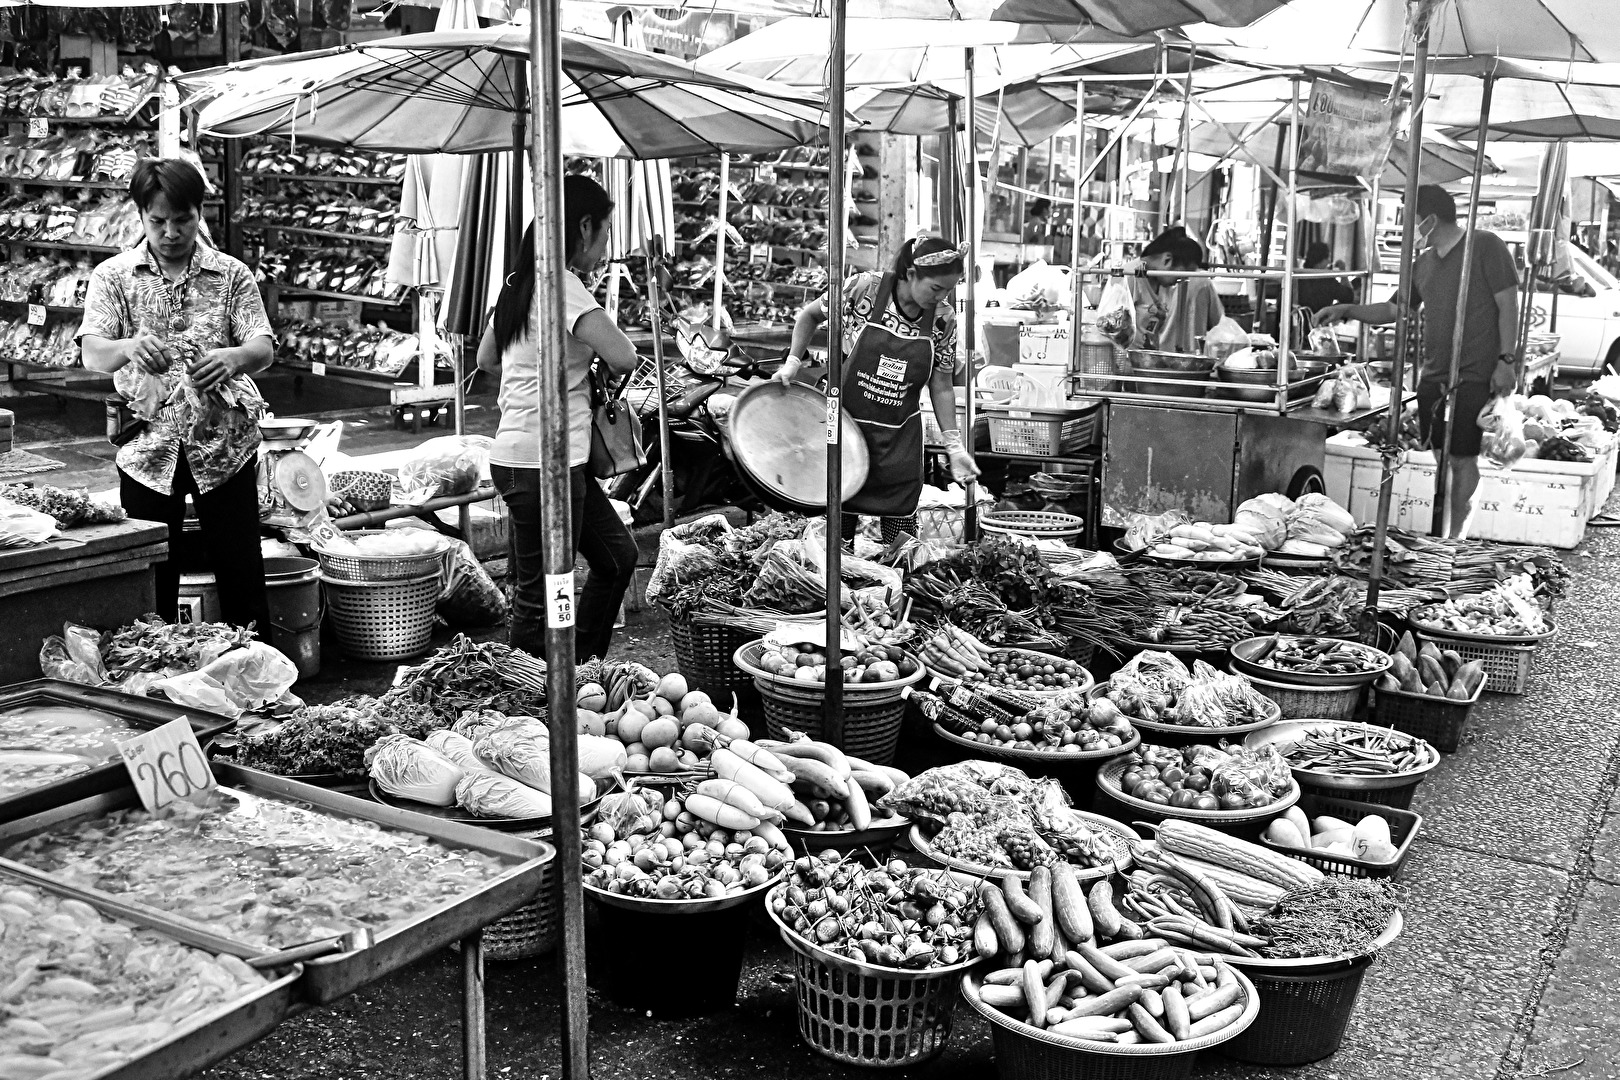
1219, 957, 1374, 1066
327, 470, 394, 513
313, 529, 449, 583
1239, 672, 1363, 721
1258, 792, 1422, 880
324, 572, 440, 661
1370, 678, 1483, 753
915, 504, 966, 543
982, 402, 1103, 458
1411, 630, 1542, 695
670, 616, 758, 704
760, 678, 909, 766
979, 510, 1086, 543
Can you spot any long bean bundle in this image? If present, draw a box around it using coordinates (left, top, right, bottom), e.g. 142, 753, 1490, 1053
1254, 879, 1400, 959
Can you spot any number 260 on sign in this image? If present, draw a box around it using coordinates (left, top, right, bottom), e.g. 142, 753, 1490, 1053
118, 718, 217, 811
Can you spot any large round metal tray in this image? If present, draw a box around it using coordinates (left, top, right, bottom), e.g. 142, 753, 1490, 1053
908, 812, 1137, 884
1404, 607, 1557, 646
781, 814, 910, 852
205, 738, 363, 788
1112, 538, 1262, 572
1229, 635, 1391, 688
584, 868, 782, 914
1096, 756, 1301, 823
1226, 910, 1404, 973
1085, 685, 1279, 742
366, 774, 615, 831
932, 721, 1140, 764
727, 381, 868, 510
767, 884, 985, 980
1243, 720, 1439, 792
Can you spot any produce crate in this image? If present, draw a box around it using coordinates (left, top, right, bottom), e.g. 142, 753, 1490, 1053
1370, 678, 1483, 753
921, 403, 966, 447
916, 504, 966, 543
1259, 793, 1422, 880
1411, 631, 1539, 696
1220, 957, 1374, 1067
983, 402, 1103, 458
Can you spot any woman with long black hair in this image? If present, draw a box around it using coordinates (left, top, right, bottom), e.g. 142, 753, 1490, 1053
477, 174, 639, 660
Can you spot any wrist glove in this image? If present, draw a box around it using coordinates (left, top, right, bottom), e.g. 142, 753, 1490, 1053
942, 428, 980, 485
772, 355, 803, 385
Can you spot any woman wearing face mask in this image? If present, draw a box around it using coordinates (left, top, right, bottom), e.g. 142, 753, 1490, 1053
776, 235, 980, 545
478, 174, 640, 660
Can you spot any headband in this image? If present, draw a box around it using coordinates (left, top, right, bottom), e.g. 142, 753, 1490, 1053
912, 234, 969, 268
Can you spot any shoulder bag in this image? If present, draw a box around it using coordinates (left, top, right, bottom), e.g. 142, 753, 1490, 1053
587, 364, 646, 478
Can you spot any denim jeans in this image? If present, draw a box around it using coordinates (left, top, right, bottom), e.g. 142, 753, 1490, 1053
491, 463, 639, 662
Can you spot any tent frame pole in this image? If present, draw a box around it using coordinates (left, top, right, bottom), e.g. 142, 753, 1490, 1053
529, 8, 588, 1080
1432, 74, 1495, 539
962, 45, 979, 543
823, 0, 847, 747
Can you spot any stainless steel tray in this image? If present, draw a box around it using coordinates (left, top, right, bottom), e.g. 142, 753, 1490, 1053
0, 679, 235, 822
0, 862, 303, 1080
0, 762, 553, 1004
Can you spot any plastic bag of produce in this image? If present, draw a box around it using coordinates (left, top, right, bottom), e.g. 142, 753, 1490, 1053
456, 771, 553, 819
39, 622, 107, 685
879, 766, 996, 826
1478, 396, 1529, 468
152, 641, 299, 719
1093, 273, 1137, 348
396, 434, 492, 500
1204, 317, 1250, 363
743, 539, 837, 614
438, 538, 508, 627
1003, 259, 1071, 310
366, 733, 464, 806
645, 512, 732, 608
1122, 509, 1189, 552
1210, 744, 1292, 807
799, 519, 903, 595
1114, 650, 1193, 695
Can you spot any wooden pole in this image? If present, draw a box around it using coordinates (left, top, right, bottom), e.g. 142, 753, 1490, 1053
529, 7, 588, 1080
1432, 75, 1494, 539
822, 0, 847, 747
962, 45, 979, 543
1363, 27, 1428, 630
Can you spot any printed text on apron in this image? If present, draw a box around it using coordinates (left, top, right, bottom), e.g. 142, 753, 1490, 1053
841, 274, 934, 516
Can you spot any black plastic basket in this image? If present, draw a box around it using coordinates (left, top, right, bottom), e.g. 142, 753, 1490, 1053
761, 680, 908, 766
1259, 792, 1422, 879
669, 616, 761, 718
1220, 956, 1374, 1066
1370, 680, 1482, 753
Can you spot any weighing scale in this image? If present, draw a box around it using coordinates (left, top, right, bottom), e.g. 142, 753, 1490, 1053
257, 418, 329, 528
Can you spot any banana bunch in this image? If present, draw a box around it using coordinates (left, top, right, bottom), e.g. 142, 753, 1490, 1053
601, 661, 660, 711
919, 624, 995, 677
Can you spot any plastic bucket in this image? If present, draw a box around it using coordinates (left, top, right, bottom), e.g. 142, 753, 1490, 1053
589, 902, 749, 1016
265, 557, 322, 680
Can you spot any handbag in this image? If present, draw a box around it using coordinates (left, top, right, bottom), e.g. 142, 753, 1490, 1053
587, 365, 646, 478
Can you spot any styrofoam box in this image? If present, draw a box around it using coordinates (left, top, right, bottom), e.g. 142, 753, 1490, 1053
1018, 323, 1070, 366
1326, 431, 1617, 549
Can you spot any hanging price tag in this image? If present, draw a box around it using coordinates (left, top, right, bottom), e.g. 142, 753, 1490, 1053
824, 390, 840, 445
118, 718, 216, 812
310, 361, 327, 376
25, 304, 45, 327
545, 572, 576, 628
26, 118, 47, 139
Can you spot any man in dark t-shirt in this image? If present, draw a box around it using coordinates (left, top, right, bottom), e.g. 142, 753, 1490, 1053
1315, 186, 1520, 538
1295, 241, 1356, 314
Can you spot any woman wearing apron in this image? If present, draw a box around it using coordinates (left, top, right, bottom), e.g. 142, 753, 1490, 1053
776, 235, 980, 543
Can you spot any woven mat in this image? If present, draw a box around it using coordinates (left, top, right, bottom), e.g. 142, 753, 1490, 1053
0, 449, 65, 480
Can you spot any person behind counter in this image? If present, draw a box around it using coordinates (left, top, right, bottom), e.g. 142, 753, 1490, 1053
1143, 229, 1223, 354
1315, 185, 1519, 538
1296, 241, 1356, 314
77, 157, 273, 631
775, 234, 980, 545
478, 175, 640, 662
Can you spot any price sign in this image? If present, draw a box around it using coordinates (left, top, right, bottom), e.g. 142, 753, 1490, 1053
118, 718, 216, 812
749, 242, 771, 264
25, 304, 45, 327
824, 389, 841, 444
545, 572, 575, 628
310, 361, 327, 376
26, 118, 46, 139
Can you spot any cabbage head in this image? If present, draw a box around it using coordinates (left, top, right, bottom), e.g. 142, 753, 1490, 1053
456, 772, 553, 819
366, 734, 463, 806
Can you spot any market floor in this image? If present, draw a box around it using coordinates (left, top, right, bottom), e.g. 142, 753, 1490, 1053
191, 487, 1620, 1080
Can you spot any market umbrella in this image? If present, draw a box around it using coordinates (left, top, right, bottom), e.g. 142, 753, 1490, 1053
179, 29, 843, 158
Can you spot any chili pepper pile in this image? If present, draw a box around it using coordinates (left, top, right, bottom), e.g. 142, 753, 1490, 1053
1245, 636, 1386, 675
1280, 725, 1436, 776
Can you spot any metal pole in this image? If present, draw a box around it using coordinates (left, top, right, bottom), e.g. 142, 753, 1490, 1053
942, 99, 958, 235
823, 0, 847, 747
1070, 79, 1087, 331
714, 153, 730, 329
511, 68, 526, 262
461, 931, 485, 1080
1362, 176, 1379, 361
1277, 78, 1300, 410
1363, 28, 1428, 631
528, 7, 587, 1080
962, 45, 979, 542
221, 3, 242, 262
636, 178, 677, 531
1432, 75, 1494, 539
1178, 47, 1197, 227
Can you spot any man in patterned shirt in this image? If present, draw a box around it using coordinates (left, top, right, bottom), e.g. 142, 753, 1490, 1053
77, 158, 274, 631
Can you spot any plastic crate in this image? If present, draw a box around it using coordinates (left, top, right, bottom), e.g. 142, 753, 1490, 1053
1412, 631, 1540, 695
921, 404, 967, 447
323, 572, 439, 661
1259, 792, 1422, 879
787, 943, 962, 1067
1370, 678, 1483, 752
983, 402, 1102, 458
1220, 957, 1374, 1066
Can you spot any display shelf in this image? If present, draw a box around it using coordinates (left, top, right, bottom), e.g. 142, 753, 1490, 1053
0, 177, 132, 190
245, 172, 403, 186
6, 239, 124, 255
273, 285, 407, 306
0, 301, 82, 316
249, 224, 394, 245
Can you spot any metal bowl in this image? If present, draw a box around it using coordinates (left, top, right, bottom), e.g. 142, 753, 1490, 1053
1129, 349, 1216, 372
1243, 720, 1441, 791
1085, 685, 1280, 745
727, 381, 868, 512
1096, 756, 1300, 823
258, 417, 320, 441
908, 815, 1137, 884
932, 721, 1138, 763
586, 868, 783, 914
1230, 636, 1392, 688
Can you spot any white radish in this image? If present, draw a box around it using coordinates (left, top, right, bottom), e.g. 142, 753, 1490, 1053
710, 747, 796, 814
695, 778, 779, 823
684, 792, 760, 831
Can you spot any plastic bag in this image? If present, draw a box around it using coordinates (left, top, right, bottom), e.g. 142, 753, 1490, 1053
152, 641, 298, 719
1478, 397, 1529, 468
800, 519, 903, 595
1093, 274, 1137, 348
0, 499, 57, 548
396, 435, 492, 501
39, 622, 108, 685
1003, 260, 1071, 311
1204, 317, 1249, 363
645, 512, 732, 608
1122, 510, 1189, 552
439, 538, 508, 627
1210, 744, 1292, 808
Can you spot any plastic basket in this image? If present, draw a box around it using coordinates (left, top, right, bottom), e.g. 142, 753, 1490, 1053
1220, 956, 1374, 1066
327, 470, 394, 512
921, 404, 966, 447
760, 678, 909, 766
979, 510, 1086, 542
785, 937, 963, 1067
1239, 672, 1363, 721
916, 504, 966, 543
482, 893, 555, 960
983, 402, 1102, 458
1259, 792, 1422, 880
1370, 678, 1483, 753
323, 572, 440, 661
1412, 631, 1540, 695
313, 530, 448, 583
670, 616, 758, 703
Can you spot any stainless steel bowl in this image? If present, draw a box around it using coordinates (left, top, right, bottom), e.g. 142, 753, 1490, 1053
1129, 349, 1216, 372
1244, 720, 1441, 792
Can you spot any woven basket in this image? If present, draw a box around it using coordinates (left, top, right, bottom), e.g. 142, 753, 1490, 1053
1219, 957, 1374, 1066
324, 572, 440, 661
761, 678, 908, 766
1239, 672, 1363, 721
314, 529, 449, 583
670, 616, 758, 702
327, 470, 394, 513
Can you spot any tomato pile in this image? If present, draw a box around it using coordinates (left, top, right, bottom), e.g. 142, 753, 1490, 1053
958, 651, 1089, 693
755, 642, 919, 685
1116, 744, 1287, 811
956, 701, 1133, 754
